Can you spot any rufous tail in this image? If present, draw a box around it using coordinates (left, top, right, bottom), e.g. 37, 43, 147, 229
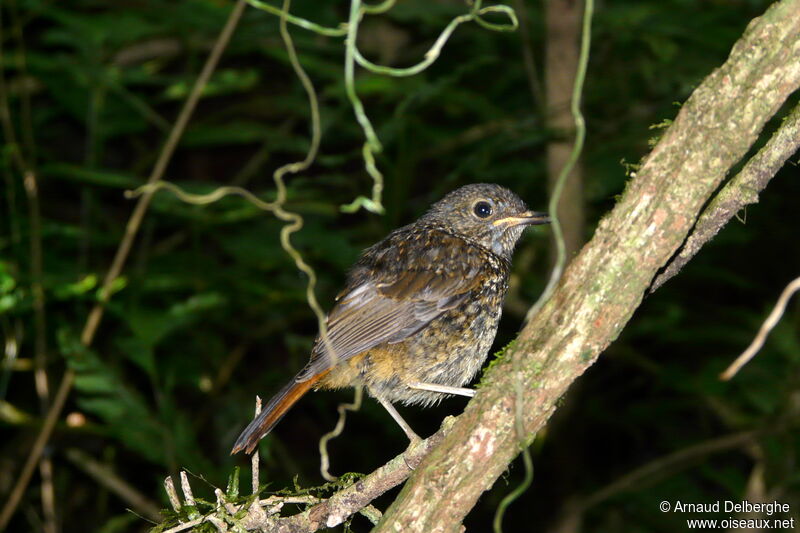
231, 369, 329, 454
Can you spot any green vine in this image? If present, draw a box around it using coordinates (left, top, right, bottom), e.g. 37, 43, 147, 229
495, 0, 595, 531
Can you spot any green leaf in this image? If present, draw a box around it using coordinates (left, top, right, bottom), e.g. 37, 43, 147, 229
164, 68, 260, 99
226, 467, 240, 499
53, 274, 98, 299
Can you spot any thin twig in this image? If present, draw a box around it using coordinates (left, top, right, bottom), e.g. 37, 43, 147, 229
23, 169, 56, 533
36, 456, 56, 533
578, 429, 761, 510
3, 1, 55, 528
161, 421, 450, 532
180, 471, 196, 508
260, 495, 320, 507
161, 516, 205, 533
164, 476, 182, 512
207, 515, 228, 532
0, 2, 248, 529
721, 275, 800, 380
252, 396, 262, 496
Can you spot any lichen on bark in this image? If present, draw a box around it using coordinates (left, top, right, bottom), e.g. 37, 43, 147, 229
374, 1, 800, 531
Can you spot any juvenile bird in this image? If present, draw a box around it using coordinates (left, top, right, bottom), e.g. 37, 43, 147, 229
232, 183, 549, 454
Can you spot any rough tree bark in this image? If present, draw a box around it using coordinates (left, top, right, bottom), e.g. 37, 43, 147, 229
374, 1, 800, 531
154, 3, 800, 531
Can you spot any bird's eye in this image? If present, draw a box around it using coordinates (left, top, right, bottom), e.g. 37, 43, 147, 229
473, 200, 493, 218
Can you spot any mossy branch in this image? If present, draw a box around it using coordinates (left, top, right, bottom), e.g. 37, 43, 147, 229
374, 1, 800, 530
146, 1, 800, 532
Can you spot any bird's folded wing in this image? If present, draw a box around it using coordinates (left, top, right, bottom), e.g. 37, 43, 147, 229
295, 265, 484, 382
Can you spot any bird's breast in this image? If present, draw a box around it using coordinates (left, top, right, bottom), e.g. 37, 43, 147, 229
353, 268, 509, 406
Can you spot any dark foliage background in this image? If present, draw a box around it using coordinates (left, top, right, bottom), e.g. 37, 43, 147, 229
1, 0, 798, 531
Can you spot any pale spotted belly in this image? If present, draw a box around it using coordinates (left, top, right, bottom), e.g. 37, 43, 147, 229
319, 287, 505, 407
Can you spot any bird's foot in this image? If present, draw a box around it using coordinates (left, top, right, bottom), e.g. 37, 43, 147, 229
402, 433, 423, 471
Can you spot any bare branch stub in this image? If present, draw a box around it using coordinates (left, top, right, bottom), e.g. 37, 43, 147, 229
155, 419, 451, 532
720, 275, 800, 380
165, 476, 181, 512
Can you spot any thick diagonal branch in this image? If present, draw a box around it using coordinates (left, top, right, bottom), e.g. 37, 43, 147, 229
651, 101, 800, 291
374, 1, 800, 531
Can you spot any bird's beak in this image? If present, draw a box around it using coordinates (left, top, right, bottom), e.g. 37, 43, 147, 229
492, 210, 551, 228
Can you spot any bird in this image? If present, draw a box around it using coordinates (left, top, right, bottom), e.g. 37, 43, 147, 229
231, 183, 549, 454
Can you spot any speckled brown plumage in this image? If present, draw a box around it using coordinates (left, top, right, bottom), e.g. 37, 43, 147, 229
232, 183, 549, 454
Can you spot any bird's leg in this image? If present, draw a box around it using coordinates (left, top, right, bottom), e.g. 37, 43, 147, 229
373, 393, 420, 443
409, 382, 476, 398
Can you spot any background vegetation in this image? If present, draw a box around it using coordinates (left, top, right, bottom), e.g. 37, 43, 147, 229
1, 0, 798, 531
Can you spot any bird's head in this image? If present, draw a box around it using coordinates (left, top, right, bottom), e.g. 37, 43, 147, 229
421, 183, 550, 260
